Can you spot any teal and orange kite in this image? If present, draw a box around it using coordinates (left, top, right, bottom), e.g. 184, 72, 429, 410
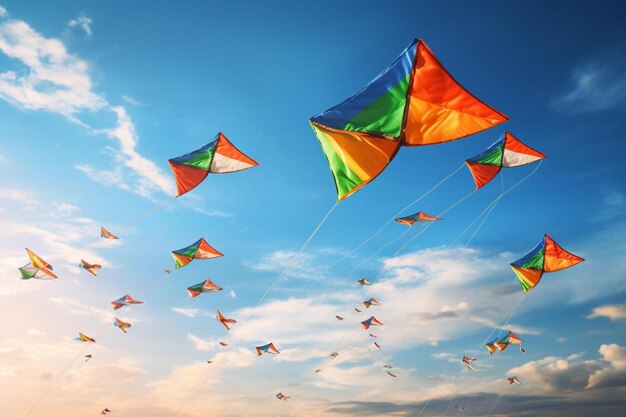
171, 238, 223, 269
169, 133, 259, 197
395, 212, 442, 226
511, 234, 584, 293
310, 39, 508, 201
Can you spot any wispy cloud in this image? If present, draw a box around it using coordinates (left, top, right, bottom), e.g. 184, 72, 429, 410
588, 304, 626, 321
67, 13, 92, 38
171, 307, 203, 318
552, 48, 626, 113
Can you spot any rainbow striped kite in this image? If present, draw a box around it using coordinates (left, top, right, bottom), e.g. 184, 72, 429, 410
171, 237, 223, 269
395, 211, 442, 226
511, 234, 584, 293
310, 39, 508, 201
466, 131, 546, 189
169, 132, 259, 197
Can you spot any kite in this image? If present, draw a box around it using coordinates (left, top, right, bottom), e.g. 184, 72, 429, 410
25, 248, 52, 270
369, 333, 377, 338
387, 371, 397, 377
383, 364, 394, 369
330, 352, 339, 359
466, 131, 546, 189
510, 234, 584, 293
219, 341, 228, 347
206, 360, 213, 364
462, 356, 476, 371
77, 333, 95, 343
114, 317, 131, 333
172, 238, 223, 269
310, 39, 507, 201
256, 343, 280, 356
507, 376, 521, 384
19, 263, 57, 280
111, 294, 143, 310
374, 342, 381, 348
361, 316, 383, 329
363, 298, 381, 308
275, 392, 290, 401
315, 369, 322, 373
500, 331, 525, 353
79, 259, 101, 276
358, 278, 372, 286
187, 279, 223, 298
100, 227, 119, 239
169, 132, 259, 197
84, 354, 92, 362
355, 307, 362, 312
165, 268, 171, 274
336, 315, 345, 321
101, 409, 111, 415
217, 310, 237, 330
395, 212, 442, 226
485, 339, 499, 355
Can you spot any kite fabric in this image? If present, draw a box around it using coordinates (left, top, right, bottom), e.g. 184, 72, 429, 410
510, 234, 584, 293
77, 333, 96, 343
100, 226, 119, 239
169, 132, 259, 197
276, 392, 290, 401
462, 356, 476, 370
361, 316, 383, 329
256, 343, 280, 356
395, 211, 442, 226
171, 237, 223, 269
187, 279, 223, 298
79, 259, 102, 276
114, 317, 132, 333
500, 331, 525, 352
485, 339, 499, 355
310, 38, 508, 201
25, 248, 52, 270
217, 310, 237, 330
508, 376, 521, 384
358, 278, 372, 286
111, 294, 144, 310
465, 131, 546, 189
19, 263, 57, 280
363, 298, 381, 308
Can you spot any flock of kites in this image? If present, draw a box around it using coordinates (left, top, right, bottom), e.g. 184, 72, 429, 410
17, 38, 585, 415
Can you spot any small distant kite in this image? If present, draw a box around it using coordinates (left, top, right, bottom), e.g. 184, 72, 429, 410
219, 341, 228, 347
101, 409, 111, 415
100, 227, 119, 240
114, 317, 131, 333
358, 278, 372, 286
511, 234, 584, 293
383, 364, 393, 369
466, 131, 546, 189
77, 333, 96, 343
206, 360, 213, 364
79, 259, 101, 276
369, 333, 377, 338
456, 405, 467, 413
374, 342, 381, 349
275, 392, 290, 401
462, 356, 476, 371
335, 315, 345, 321
507, 376, 521, 384
256, 343, 280, 356
363, 298, 381, 308
387, 371, 397, 377
172, 238, 223, 269
354, 308, 362, 313
395, 212, 442, 227
164, 268, 171, 274
361, 316, 383, 329
217, 310, 237, 330
169, 132, 259, 197
84, 354, 92, 362
315, 369, 322, 373
111, 294, 143, 310
187, 279, 223, 298
330, 352, 339, 359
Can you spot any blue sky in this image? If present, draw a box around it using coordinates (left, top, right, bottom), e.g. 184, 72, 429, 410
0, 1, 625, 416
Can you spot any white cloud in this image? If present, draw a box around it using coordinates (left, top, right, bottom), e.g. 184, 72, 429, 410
588, 304, 626, 321
587, 344, 626, 389
171, 307, 202, 318
0, 6, 8, 17
67, 13, 92, 38
229, 290, 236, 299
121, 94, 141, 106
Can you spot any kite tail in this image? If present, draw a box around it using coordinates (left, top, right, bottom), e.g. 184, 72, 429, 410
257, 201, 339, 306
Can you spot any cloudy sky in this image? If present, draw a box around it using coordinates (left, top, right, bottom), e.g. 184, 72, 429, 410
0, 1, 625, 416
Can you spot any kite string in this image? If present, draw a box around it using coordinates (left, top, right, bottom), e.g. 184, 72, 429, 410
256, 201, 339, 306
329, 163, 465, 270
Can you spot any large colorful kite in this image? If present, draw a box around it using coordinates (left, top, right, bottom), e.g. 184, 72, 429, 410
310, 39, 508, 201
171, 238, 223, 269
19, 263, 57, 280
510, 234, 584, 293
465, 131, 546, 189
169, 133, 259, 197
